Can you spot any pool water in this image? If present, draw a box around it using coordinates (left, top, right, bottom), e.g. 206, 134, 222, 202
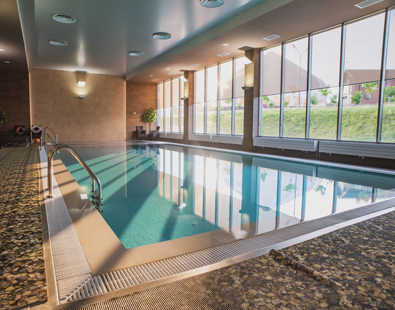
58, 143, 395, 249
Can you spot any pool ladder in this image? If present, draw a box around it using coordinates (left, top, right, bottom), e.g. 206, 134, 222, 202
47, 144, 103, 212
39, 127, 58, 150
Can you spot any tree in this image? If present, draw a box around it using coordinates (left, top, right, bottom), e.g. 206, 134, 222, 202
310, 93, 319, 106
0, 107, 8, 131
260, 170, 268, 182
284, 100, 290, 107
384, 86, 395, 103
142, 108, 157, 132
330, 94, 338, 105
318, 88, 332, 97
362, 82, 378, 94
351, 90, 363, 105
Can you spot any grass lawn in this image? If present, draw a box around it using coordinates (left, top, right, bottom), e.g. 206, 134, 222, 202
165, 104, 395, 143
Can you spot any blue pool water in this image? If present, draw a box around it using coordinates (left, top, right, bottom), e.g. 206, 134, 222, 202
58, 143, 395, 249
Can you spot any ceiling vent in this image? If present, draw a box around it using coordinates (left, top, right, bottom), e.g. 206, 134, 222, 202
200, 0, 225, 8
355, 0, 383, 9
52, 14, 77, 24
168, 72, 176, 75
217, 52, 230, 57
128, 51, 144, 56
153, 32, 171, 40
49, 40, 68, 46
189, 64, 199, 67
263, 34, 280, 41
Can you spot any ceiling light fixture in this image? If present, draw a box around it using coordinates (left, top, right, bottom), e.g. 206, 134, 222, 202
77, 81, 86, 87
355, 0, 383, 9
200, 0, 225, 8
53, 13, 77, 24
5, 61, 10, 63
128, 51, 144, 56
263, 34, 280, 41
153, 32, 171, 40
168, 72, 176, 75
223, 43, 229, 46
166, 68, 170, 70
152, 79, 159, 81
189, 64, 199, 67
149, 75, 153, 77
0, 49, 4, 51
49, 40, 68, 46
217, 52, 230, 57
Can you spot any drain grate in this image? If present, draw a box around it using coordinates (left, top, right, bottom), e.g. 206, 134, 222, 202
66, 199, 395, 303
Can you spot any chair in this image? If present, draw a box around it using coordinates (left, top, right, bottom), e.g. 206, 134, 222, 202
136, 126, 147, 140
149, 126, 160, 140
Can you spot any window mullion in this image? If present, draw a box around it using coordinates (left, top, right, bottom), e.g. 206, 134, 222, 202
232, 58, 236, 135
279, 43, 285, 137
305, 34, 313, 139
217, 64, 220, 135
336, 23, 346, 141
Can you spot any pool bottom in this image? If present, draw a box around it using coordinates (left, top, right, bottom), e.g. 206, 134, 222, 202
51, 152, 395, 278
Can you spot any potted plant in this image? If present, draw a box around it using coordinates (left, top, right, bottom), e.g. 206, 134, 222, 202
142, 108, 157, 132
0, 107, 8, 131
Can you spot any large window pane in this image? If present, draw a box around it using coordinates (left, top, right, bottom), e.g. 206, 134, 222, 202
341, 13, 385, 142
234, 97, 244, 135
157, 83, 163, 131
309, 27, 341, 140
235, 57, 250, 98
261, 45, 282, 137
219, 61, 233, 100
180, 78, 184, 133
283, 38, 308, 138
283, 91, 307, 138
164, 80, 171, 132
194, 70, 205, 133
382, 9, 395, 143
219, 99, 232, 135
172, 78, 180, 132
206, 66, 218, 134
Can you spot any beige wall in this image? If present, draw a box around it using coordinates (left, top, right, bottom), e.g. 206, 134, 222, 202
126, 81, 157, 140
30, 68, 126, 142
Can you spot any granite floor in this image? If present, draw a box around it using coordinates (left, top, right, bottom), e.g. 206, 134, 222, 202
0, 145, 46, 310
74, 210, 395, 310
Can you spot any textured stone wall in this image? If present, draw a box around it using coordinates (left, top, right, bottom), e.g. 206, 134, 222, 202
0, 72, 30, 134
126, 81, 157, 140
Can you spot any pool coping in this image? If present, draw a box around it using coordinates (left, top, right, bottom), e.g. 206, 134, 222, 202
39, 142, 395, 307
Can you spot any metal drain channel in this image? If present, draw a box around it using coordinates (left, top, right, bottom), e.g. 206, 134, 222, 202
66, 198, 395, 303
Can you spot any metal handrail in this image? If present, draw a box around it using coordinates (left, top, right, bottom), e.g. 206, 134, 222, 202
44, 127, 58, 145
47, 144, 103, 212
40, 133, 56, 150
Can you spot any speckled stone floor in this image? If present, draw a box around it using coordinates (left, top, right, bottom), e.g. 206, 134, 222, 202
0, 145, 47, 310
74, 210, 395, 310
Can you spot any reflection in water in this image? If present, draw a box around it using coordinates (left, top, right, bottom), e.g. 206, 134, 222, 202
59, 144, 395, 249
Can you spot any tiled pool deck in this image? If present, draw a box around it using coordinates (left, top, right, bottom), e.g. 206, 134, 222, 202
1, 145, 395, 309
74, 210, 395, 310
0, 145, 46, 309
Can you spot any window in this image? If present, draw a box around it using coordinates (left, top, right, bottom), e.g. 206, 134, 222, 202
341, 13, 385, 142
382, 8, 395, 143
309, 27, 341, 140
234, 57, 248, 135
194, 69, 205, 133
283, 37, 308, 138
261, 45, 282, 137
219, 60, 233, 135
172, 77, 180, 133
157, 83, 164, 131
164, 80, 171, 132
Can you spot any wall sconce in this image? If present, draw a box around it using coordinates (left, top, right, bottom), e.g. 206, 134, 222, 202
76, 70, 87, 87
77, 81, 86, 87
79, 96, 84, 99
244, 63, 254, 88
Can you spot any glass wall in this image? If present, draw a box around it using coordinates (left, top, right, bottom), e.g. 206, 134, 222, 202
310, 27, 341, 140
157, 78, 184, 133
382, 8, 395, 143
341, 13, 385, 142
261, 45, 281, 137
192, 56, 249, 136
259, 10, 393, 144
283, 37, 308, 138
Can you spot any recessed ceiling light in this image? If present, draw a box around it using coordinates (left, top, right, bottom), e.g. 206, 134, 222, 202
152, 79, 159, 81
168, 72, 176, 75
149, 75, 153, 77
153, 32, 171, 40
355, 0, 383, 9
5, 61, 10, 63
189, 64, 199, 67
128, 51, 144, 56
200, 0, 225, 8
49, 39, 68, 46
53, 13, 77, 24
263, 34, 280, 41
217, 52, 230, 57
223, 43, 229, 46
0, 49, 4, 51
166, 68, 170, 70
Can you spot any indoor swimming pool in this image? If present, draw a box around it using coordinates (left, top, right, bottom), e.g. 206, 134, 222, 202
58, 143, 395, 250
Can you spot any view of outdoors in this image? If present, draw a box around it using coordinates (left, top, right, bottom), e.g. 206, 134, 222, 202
158, 9, 395, 143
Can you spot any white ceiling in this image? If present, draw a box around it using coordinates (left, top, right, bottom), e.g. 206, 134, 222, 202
17, 0, 272, 77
